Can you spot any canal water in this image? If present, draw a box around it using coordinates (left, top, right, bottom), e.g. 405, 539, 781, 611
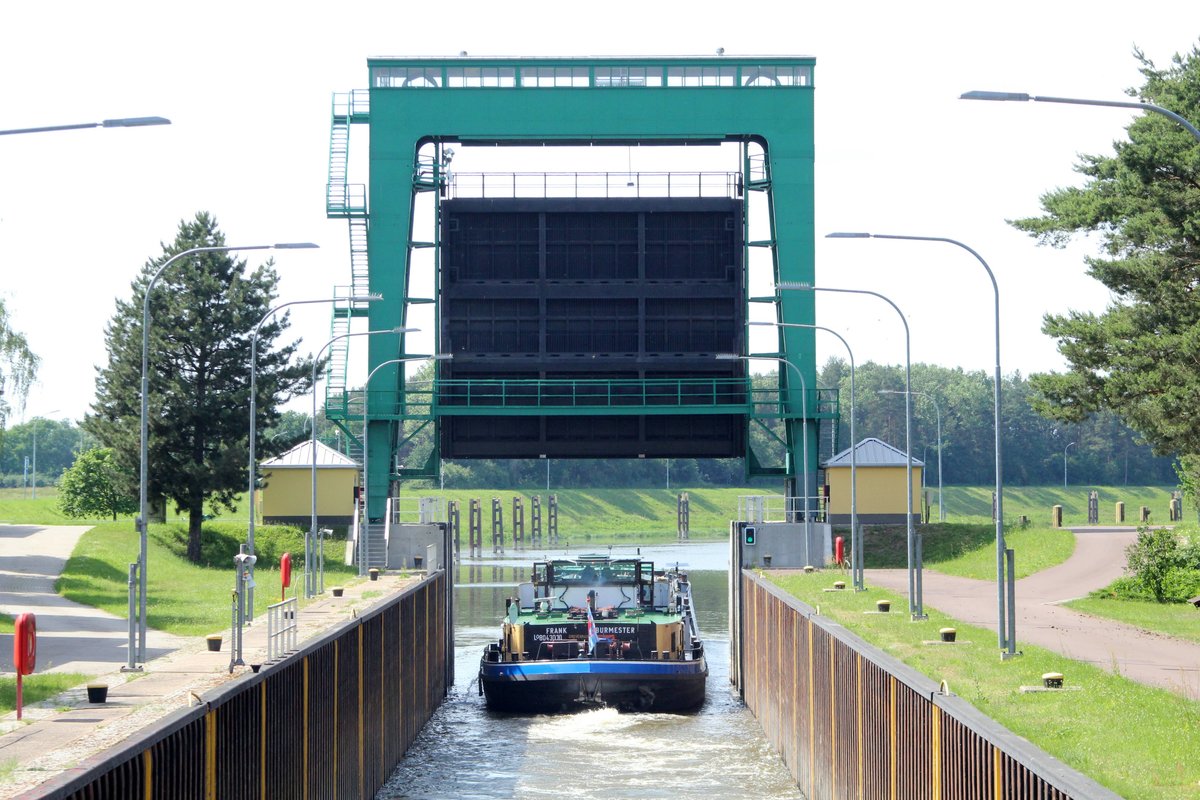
377, 542, 802, 800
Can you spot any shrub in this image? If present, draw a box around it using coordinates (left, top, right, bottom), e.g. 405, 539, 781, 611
1161, 568, 1200, 603
1089, 575, 1150, 601
1124, 527, 1185, 602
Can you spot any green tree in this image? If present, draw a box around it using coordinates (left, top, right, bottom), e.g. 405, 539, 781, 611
1010, 44, 1200, 481
58, 448, 137, 520
86, 213, 314, 562
0, 299, 39, 439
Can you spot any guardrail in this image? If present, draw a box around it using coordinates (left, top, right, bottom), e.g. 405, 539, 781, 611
28, 573, 449, 800
733, 571, 1120, 799
266, 598, 298, 662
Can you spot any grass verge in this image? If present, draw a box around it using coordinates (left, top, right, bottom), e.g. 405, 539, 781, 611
852, 523, 1075, 579
0, 673, 91, 716
55, 522, 355, 637
1065, 597, 1200, 646
0, 613, 12, 635
769, 572, 1200, 800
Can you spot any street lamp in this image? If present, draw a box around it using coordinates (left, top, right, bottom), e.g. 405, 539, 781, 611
0, 117, 172, 136
1064, 441, 1076, 489
879, 389, 944, 521
360, 354, 451, 576
960, 91, 1200, 142
129, 241, 318, 670
717, 352, 813, 570
778, 281, 920, 616
751, 321, 862, 588
308, 327, 418, 596
30, 410, 60, 500
827, 231, 1013, 656
245, 293, 380, 618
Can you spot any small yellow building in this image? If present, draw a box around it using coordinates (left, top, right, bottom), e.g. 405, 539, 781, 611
260, 441, 359, 527
823, 437, 922, 525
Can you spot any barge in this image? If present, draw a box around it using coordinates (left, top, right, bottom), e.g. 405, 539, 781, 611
479, 555, 707, 713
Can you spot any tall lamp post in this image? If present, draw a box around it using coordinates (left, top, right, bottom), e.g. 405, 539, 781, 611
778, 281, 920, 616
960, 91, 1200, 142
752, 321, 862, 588
1063, 441, 1076, 489
308, 327, 417, 596
129, 241, 318, 671
717, 352, 813, 569
880, 389, 944, 521
0, 117, 171, 136
360, 354, 451, 575
30, 410, 61, 500
827, 232, 1013, 656
245, 294, 380, 619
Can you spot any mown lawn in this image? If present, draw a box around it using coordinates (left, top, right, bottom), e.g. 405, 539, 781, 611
847, 522, 1075, 580
0, 672, 91, 716
1066, 597, 1200, 646
770, 572, 1200, 800
431, 487, 754, 541
56, 522, 355, 637
939, 485, 1177, 527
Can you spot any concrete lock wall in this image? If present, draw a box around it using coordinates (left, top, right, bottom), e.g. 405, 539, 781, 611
737, 522, 831, 569
30, 572, 450, 800
731, 571, 1119, 800
388, 523, 447, 570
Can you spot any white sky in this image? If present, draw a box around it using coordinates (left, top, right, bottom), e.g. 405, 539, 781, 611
2, 0, 1196, 424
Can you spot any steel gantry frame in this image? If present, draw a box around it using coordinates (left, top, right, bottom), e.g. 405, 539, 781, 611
326, 56, 826, 520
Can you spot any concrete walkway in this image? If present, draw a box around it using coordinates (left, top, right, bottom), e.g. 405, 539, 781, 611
867, 527, 1200, 699
0, 524, 185, 674
0, 521, 419, 798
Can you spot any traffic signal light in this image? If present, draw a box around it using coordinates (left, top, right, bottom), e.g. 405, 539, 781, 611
743, 525, 756, 546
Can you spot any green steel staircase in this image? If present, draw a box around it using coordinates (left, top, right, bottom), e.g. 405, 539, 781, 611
325, 90, 372, 454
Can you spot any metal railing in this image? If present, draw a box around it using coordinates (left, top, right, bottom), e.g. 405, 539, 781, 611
447, 170, 741, 200
266, 598, 298, 662
738, 494, 827, 523
735, 572, 1119, 799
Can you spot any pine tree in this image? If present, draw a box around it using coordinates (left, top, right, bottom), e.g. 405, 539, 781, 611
86, 212, 314, 562
1011, 44, 1200, 471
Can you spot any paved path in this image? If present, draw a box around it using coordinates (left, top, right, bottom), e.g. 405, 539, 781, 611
0, 520, 418, 799
0, 524, 185, 674
867, 527, 1200, 698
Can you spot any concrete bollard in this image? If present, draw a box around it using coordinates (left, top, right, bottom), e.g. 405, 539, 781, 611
1116, 502, 1125, 523
1140, 506, 1151, 523
1051, 505, 1062, 528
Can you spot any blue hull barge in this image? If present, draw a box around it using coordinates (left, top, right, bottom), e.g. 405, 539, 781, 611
479, 556, 707, 713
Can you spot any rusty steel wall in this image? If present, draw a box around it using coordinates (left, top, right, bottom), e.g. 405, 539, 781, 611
28, 572, 448, 800
736, 572, 1118, 800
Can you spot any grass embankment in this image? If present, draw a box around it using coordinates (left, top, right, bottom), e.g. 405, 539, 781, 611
939, 485, 1176, 526
0, 673, 91, 716
56, 522, 354, 637
0, 613, 12, 634
428, 487, 752, 542
851, 522, 1075, 580
769, 573, 1200, 800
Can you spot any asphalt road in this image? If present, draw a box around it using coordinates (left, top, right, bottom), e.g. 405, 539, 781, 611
868, 527, 1200, 697
0, 524, 184, 675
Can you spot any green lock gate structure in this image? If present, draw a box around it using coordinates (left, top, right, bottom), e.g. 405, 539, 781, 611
325, 56, 836, 522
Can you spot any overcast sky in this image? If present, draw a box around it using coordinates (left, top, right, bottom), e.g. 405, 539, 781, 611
3, 1, 1196, 424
